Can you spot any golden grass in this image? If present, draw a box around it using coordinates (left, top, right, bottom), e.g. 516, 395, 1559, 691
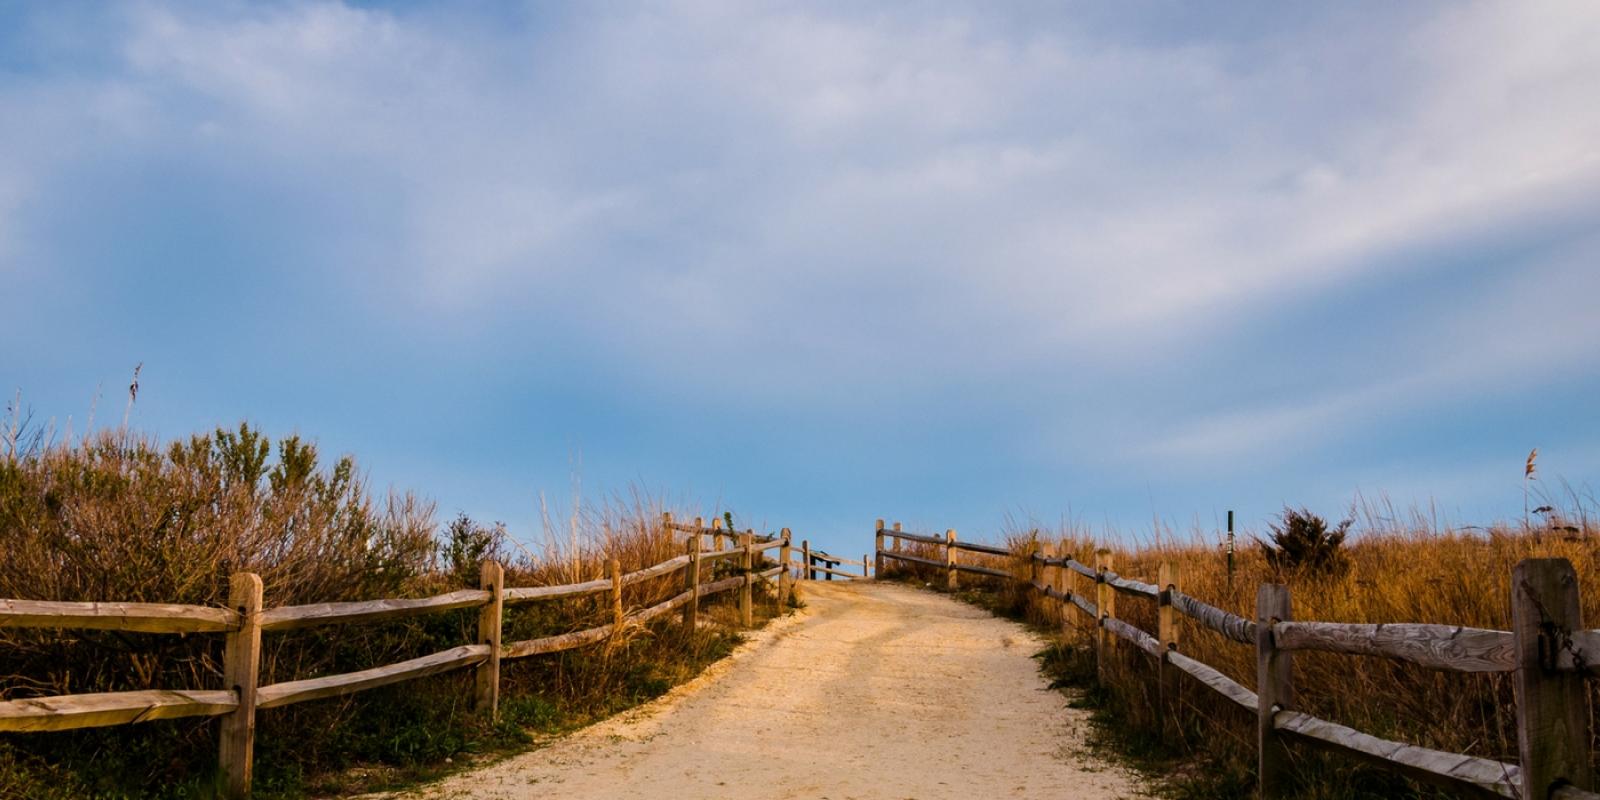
883, 503, 1600, 794
1058, 514, 1600, 793
0, 423, 786, 797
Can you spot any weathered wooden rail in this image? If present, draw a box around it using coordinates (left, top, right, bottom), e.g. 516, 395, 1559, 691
0, 512, 809, 798
874, 520, 1600, 800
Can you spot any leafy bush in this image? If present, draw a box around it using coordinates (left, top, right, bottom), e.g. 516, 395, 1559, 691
440, 513, 507, 586
0, 421, 766, 798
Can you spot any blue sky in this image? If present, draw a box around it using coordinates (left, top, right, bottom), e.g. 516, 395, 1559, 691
4, 1, 1599, 557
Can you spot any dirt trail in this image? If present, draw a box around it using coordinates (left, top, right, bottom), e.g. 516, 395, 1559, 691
382, 581, 1145, 799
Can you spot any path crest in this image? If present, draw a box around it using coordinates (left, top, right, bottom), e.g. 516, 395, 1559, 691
379, 581, 1146, 800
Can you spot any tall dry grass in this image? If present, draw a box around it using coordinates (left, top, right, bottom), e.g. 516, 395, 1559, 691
0, 422, 781, 798
1003, 502, 1600, 797
882, 499, 1600, 796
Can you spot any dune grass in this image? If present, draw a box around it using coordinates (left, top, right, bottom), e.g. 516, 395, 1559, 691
882, 498, 1600, 798
0, 423, 785, 799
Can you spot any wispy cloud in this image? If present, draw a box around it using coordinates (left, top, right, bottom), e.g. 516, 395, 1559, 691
4, 1, 1599, 538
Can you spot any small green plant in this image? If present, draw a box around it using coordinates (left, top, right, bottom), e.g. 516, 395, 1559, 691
439, 513, 506, 586
1258, 506, 1351, 577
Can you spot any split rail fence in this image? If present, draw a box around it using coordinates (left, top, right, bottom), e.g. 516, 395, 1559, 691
876, 520, 1600, 800
677, 516, 872, 582
0, 512, 807, 798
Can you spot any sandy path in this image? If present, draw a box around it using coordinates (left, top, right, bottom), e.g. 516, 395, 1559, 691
382, 581, 1145, 800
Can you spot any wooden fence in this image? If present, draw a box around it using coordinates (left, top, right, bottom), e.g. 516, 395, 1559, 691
876, 521, 1600, 800
0, 512, 802, 798
671, 517, 872, 582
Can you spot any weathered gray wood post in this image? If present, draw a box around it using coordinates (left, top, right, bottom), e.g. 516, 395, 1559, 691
875, 518, 885, 577
945, 529, 958, 591
1066, 552, 1084, 632
1028, 536, 1043, 613
1095, 550, 1115, 680
1049, 543, 1067, 631
683, 534, 701, 632
219, 572, 263, 799
475, 560, 504, 718
802, 540, 812, 581
1256, 583, 1293, 798
712, 516, 724, 551
1512, 558, 1593, 797
738, 531, 754, 627
778, 528, 793, 607
863, 553, 869, 578
1158, 561, 1180, 740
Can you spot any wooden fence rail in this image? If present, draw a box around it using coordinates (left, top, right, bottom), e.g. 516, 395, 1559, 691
0, 511, 806, 798
874, 518, 1600, 799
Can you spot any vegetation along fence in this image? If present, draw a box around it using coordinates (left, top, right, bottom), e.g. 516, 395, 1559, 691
0, 512, 813, 798
876, 520, 1600, 800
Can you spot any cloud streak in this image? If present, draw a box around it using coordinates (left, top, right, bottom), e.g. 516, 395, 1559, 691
4, 1, 1600, 542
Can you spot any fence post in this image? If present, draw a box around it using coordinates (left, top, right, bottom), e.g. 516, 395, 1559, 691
863, 553, 869, 579
739, 531, 754, 627
609, 558, 624, 636
1256, 583, 1293, 798
218, 572, 263, 799
662, 511, 673, 536
802, 540, 812, 581
1065, 552, 1083, 632
1512, 558, 1593, 797
945, 529, 959, 591
874, 518, 885, 577
1158, 561, 1180, 740
1028, 536, 1043, 611
1048, 543, 1067, 631
778, 528, 792, 607
683, 534, 701, 633
1039, 542, 1055, 626
712, 516, 724, 551
1095, 550, 1114, 680
474, 560, 504, 719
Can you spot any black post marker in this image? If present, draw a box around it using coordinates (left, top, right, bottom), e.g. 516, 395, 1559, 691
1226, 510, 1235, 587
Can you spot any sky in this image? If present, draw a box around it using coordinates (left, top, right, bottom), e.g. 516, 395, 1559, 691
3, 1, 1600, 558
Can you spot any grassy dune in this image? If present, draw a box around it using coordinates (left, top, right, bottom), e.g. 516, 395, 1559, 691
0, 424, 782, 798
883, 503, 1600, 798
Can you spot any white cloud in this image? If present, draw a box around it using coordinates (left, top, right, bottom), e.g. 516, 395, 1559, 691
5, 0, 1600, 454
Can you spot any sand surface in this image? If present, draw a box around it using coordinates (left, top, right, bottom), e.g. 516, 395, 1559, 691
376, 581, 1146, 799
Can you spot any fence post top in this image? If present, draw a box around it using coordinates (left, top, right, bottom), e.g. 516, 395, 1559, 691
1513, 557, 1577, 578
229, 572, 263, 603
875, 518, 884, 529
1255, 583, 1291, 622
